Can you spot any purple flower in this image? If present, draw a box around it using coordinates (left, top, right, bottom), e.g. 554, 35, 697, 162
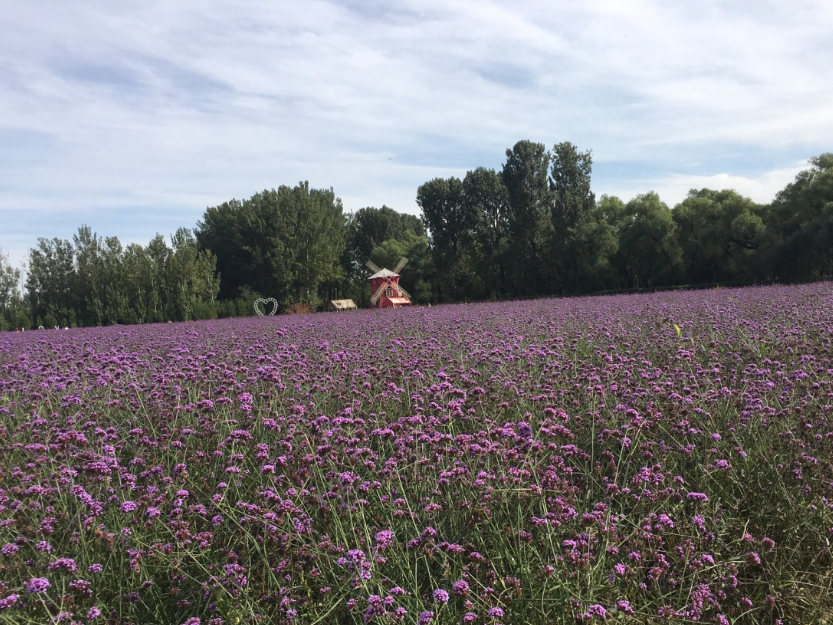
1, 543, 19, 557
364, 595, 385, 622
417, 610, 434, 624
120, 500, 138, 513
582, 604, 607, 620
433, 588, 449, 604
348, 549, 366, 562
0, 594, 19, 610
239, 393, 253, 405
746, 551, 762, 566
181, 618, 201, 625
452, 579, 470, 595
686, 492, 709, 503
48, 558, 78, 573
88, 563, 103, 573
516, 421, 532, 438
25, 577, 50, 593
375, 530, 394, 549
615, 600, 634, 615
62, 578, 88, 601
488, 607, 505, 618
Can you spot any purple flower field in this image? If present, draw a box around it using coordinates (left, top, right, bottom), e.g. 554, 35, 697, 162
1, 283, 833, 624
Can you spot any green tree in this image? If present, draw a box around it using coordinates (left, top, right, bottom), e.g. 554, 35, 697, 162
26, 237, 77, 327
197, 182, 347, 312
73, 228, 147, 325
417, 176, 477, 301
166, 228, 220, 321
417, 177, 470, 258
247, 189, 296, 307
121, 242, 154, 324
100, 236, 131, 324
566, 195, 625, 293
463, 167, 510, 299
145, 234, 171, 322
0, 249, 22, 330
673, 189, 765, 284
282, 183, 347, 310
73, 226, 105, 325
762, 154, 833, 281
196, 198, 259, 300
500, 140, 553, 296
549, 142, 595, 293
346, 206, 425, 276
614, 192, 681, 289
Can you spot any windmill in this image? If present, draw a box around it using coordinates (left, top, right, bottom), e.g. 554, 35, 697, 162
366, 257, 413, 309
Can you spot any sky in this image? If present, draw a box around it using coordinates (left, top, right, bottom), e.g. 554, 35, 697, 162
2, 0, 832, 278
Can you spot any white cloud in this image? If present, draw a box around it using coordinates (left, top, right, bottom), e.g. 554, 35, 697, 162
600, 162, 808, 207
1, 0, 832, 272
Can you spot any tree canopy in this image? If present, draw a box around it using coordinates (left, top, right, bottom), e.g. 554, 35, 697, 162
196, 182, 346, 311
23, 228, 218, 328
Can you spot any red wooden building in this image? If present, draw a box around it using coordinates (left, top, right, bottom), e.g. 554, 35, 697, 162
366, 258, 412, 309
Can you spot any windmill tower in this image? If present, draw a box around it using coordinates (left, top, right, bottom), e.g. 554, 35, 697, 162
366, 257, 413, 309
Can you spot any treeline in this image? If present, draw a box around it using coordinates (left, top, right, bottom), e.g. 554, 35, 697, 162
1, 228, 220, 330
420, 143, 833, 300
195, 182, 432, 310
2, 143, 831, 329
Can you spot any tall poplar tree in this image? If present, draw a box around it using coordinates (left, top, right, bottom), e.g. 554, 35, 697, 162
0, 250, 22, 330
501, 140, 552, 296
549, 142, 595, 293
417, 176, 475, 301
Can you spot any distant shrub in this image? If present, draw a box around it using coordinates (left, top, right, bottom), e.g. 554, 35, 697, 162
286, 302, 312, 315
192, 301, 218, 320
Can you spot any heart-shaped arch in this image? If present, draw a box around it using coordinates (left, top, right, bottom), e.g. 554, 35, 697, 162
253, 298, 278, 316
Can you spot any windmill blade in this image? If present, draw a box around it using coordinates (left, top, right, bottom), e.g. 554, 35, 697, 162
392, 257, 408, 274
396, 283, 412, 300
371, 281, 389, 305
366, 260, 382, 274
370, 281, 388, 305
